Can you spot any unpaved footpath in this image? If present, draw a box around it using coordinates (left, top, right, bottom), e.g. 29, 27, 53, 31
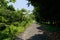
15, 23, 60, 40
15, 23, 48, 40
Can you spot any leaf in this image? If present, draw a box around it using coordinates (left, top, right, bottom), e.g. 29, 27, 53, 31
10, 0, 16, 3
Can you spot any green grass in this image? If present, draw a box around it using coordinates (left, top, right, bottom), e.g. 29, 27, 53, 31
39, 24, 60, 32
44, 25, 60, 32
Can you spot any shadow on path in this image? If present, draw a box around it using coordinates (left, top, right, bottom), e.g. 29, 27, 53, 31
27, 34, 49, 40
14, 23, 60, 40
27, 24, 60, 40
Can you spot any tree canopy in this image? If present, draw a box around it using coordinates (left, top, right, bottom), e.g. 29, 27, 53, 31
28, 0, 60, 26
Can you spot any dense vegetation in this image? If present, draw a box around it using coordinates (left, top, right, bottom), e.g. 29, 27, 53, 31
0, 0, 34, 40
28, 0, 60, 27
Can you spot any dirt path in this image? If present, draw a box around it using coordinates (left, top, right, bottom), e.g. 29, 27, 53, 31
21, 23, 44, 40
14, 23, 60, 40
14, 23, 48, 40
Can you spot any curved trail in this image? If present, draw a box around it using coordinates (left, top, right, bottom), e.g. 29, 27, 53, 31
15, 23, 48, 40
15, 23, 60, 40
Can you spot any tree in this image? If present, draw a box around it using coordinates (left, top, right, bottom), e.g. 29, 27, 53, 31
28, 0, 60, 26
7, 5, 15, 11
0, 0, 16, 30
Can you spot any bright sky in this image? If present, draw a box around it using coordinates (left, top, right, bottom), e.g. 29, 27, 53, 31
8, 0, 34, 11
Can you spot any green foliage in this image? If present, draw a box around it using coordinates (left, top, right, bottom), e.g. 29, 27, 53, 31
0, 0, 34, 40
28, 0, 60, 27
7, 5, 15, 11
21, 8, 27, 12
0, 23, 6, 31
10, 0, 16, 3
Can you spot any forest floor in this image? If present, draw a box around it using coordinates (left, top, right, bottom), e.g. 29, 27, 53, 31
14, 23, 60, 40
